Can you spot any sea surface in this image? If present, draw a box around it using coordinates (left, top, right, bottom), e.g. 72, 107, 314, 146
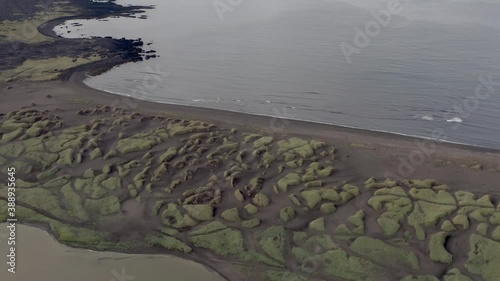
0, 224, 225, 281
56, 0, 500, 149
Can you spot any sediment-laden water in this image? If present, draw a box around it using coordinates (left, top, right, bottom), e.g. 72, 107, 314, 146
0, 224, 225, 281
56, 0, 500, 149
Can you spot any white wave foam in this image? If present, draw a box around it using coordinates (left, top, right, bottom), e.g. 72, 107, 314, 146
421, 115, 434, 121
446, 117, 463, 123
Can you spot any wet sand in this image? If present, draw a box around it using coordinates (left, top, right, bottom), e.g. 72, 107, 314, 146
0, 224, 226, 281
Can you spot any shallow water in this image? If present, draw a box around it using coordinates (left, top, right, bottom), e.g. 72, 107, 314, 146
0, 224, 225, 281
56, 0, 500, 149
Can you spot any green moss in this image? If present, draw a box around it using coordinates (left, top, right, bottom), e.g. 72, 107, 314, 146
36, 166, 60, 180
257, 226, 286, 265
10, 160, 33, 175
409, 188, 456, 205
374, 186, 408, 197
159, 147, 177, 163
222, 208, 241, 222
189, 221, 228, 236
234, 190, 245, 202
244, 204, 259, 215
452, 214, 470, 230
89, 148, 102, 160
408, 201, 457, 240
146, 234, 192, 253
16, 179, 37, 188
455, 191, 494, 207
84, 196, 121, 216
279, 207, 296, 222
288, 194, 302, 206
320, 203, 336, 214
277, 173, 301, 192
441, 220, 457, 232
321, 189, 340, 201
116, 134, 159, 154
292, 247, 310, 264
429, 231, 453, 264
491, 226, 500, 241
407, 179, 436, 189
253, 136, 273, 147
350, 236, 420, 271
477, 223, 489, 236
253, 193, 270, 207
0, 143, 25, 158
43, 175, 71, 189
61, 183, 89, 222
26, 126, 43, 137
339, 191, 354, 203
443, 268, 473, 281
490, 212, 500, 225
160, 227, 180, 237
313, 248, 384, 280
242, 218, 261, 229
300, 190, 322, 209
57, 148, 74, 166
189, 228, 245, 256
465, 234, 500, 281
304, 180, 323, 188
183, 204, 214, 221
17, 188, 69, 220
347, 210, 365, 235
377, 216, 402, 236
400, 276, 439, 281
23, 151, 59, 168
342, 184, 360, 196
1, 127, 24, 142
309, 217, 325, 231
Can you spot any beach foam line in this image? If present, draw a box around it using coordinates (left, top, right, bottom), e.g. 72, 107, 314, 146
89, 82, 495, 151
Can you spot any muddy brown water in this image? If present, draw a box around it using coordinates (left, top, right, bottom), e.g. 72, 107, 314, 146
0, 224, 225, 281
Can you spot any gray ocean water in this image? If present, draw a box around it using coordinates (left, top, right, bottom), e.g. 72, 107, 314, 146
56, 0, 500, 149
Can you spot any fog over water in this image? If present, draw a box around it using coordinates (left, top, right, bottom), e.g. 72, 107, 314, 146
56, 0, 500, 148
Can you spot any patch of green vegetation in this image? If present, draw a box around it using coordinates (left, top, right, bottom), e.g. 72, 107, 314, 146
146, 234, 192, 253
84, 196, 121, 216
16, 179, 37, 188
320, 202, 336, 214
242, 218, 261, 229
17, 188, 69, 220
456, 191, 494, 207
159, 147, 178, 163
277, 173, 301, 192
116, 133, 160, 154
309, 217, 325, 231
409, 188, 456, 205
406, 179, 436, 189
183, 204, 214, 221
491, 226, 500, 241
465, 234, 500, 281
441, 220, 456, 232
221, 208, 241, 222
23, 151, 59, 168
301, 190, 322, 209
89, 148, 103, 160
257, 226, 286, 265
288, 194, 302, 206
429, 231, 453, 264
400, 275, 439, 281
253, 136, 273, 148
279, 207, 296, 222
347, 210, 365, 235
1, 127, 24, 142
61, 183, 88, 222
452, 214, 470, 230
43, 175, 71, 189
189, 221, 227, 236
101, 177, 121, 191
408, 201, 457, 240
477, 223, 489, 236
320, 188, 340, 201
304, 180, 323, 188
244, 204, 259, 215
265, 271, 309, 281
443, 268, 473, 281
253, 193, 270, 207
1, 56, 102, 82
350, 236, 420, 271
312, 248, 385, 280
189, 228, 245, 256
